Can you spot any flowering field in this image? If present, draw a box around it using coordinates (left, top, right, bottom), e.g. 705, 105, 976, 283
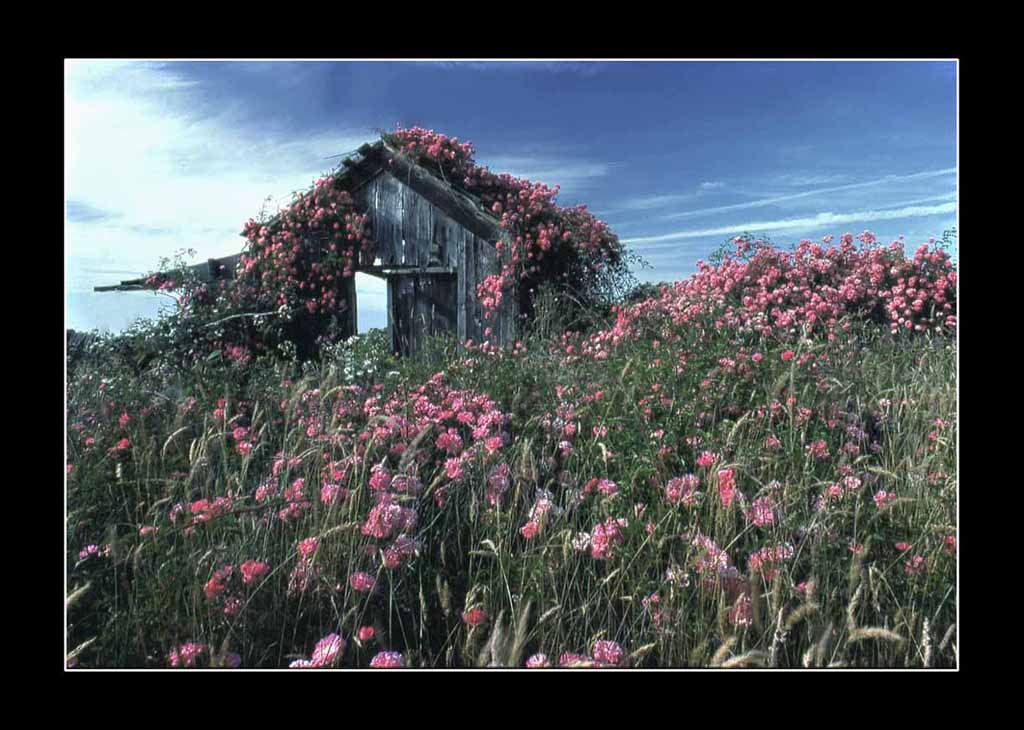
66, 226, 957, 669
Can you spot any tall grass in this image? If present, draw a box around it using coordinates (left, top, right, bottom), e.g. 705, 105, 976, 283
66, 289, 956, 668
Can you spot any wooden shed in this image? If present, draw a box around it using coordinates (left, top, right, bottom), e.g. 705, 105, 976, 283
96, 140, 518, 358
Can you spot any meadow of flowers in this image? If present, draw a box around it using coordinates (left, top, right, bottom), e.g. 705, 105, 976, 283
66, 225, 956, 669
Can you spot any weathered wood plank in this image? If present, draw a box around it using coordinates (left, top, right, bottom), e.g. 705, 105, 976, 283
401, 187, 432, 269
368, 174, 404, 266
464, 232, 478, 343
387, 276, 397, 354
361, 266, 455, 276
378, 143, 502, 243
400, 276, 416, 355
455, 226, 466, 344
344, 274, 357, 338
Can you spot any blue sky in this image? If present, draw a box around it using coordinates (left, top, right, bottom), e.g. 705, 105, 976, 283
65, 60, 957, 333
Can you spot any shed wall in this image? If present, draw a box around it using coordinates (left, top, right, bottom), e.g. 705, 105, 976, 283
358, 171, 514, 357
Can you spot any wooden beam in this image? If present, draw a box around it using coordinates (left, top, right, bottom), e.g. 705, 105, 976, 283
345, 275, 357, 336
94, 253, 242, 293
93, 284, 149, 292
378, 143, 503, 243
356, 265, 456, 277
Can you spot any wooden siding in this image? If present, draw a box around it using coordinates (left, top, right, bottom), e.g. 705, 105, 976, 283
361, 170, 512, 357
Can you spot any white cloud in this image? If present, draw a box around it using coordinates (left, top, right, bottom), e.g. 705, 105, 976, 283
657, 167, 957, 222
66, 62, 375, 271
699, 181, 726, 190
66, 61, 389, 332
477, 154, 612, 198
624, 200, 958, 247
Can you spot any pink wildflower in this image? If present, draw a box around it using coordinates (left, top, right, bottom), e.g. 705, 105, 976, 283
298, 537, 319, 559
590, 517, 628, 560
696, 450, 719, 469
905, 555, 926, 576
462, 607, 488, 627
717, 468, 736, 508
310, 633, 345, 667
874, 490, 897, 511
664, 474, 700, 507
168, 642, 206, 668
369, 651, 405, 668
240, 560, 270, 585
559, 652, 593, 668
349, 571, 376, 593
592, 640, 627, 667
747, 496, 775, 527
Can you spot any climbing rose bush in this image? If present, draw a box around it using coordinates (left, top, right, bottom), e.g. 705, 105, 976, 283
385, 126, 634, 322
161, 126, 635, 363
561, 232, 956, 363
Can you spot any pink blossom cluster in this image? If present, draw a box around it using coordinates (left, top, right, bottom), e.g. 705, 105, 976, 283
462, 607, 488, 627
236, 185, 370, 317
520, 489, 556, 539
689, 533, 744, 595
747, 543, 795, 581
388, 126, 625, 322
874, 490, 898, 511
229, 424, 255, 456
747, 496, 776, 527
203, 564, 234, 601
566, 234, 956, 364
349, 571, 376, 593
664, 474, 701, 507
369, 651, 405, 668
361, 493, 417, 539
590, 516, 628, 561
290, 633, 346, 668
168, 642, 207, 668
717, 468, 737, 508
279, 477, 310, 522
382, 535, 420, 569
556, 641, 628, 668
190, 496, 232, 525
78, 544, 108, 561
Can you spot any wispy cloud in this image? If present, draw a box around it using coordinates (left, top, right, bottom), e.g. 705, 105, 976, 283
766, 172, 854, 187
612, 181, 730, 214
613, 192, 699, 212
479, 155, 613, 198
657, 167, 956, 222
67, 200, 121, 223
624, 200, 957, 247
67, 62, 376, 264
66, 61, 384, 333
